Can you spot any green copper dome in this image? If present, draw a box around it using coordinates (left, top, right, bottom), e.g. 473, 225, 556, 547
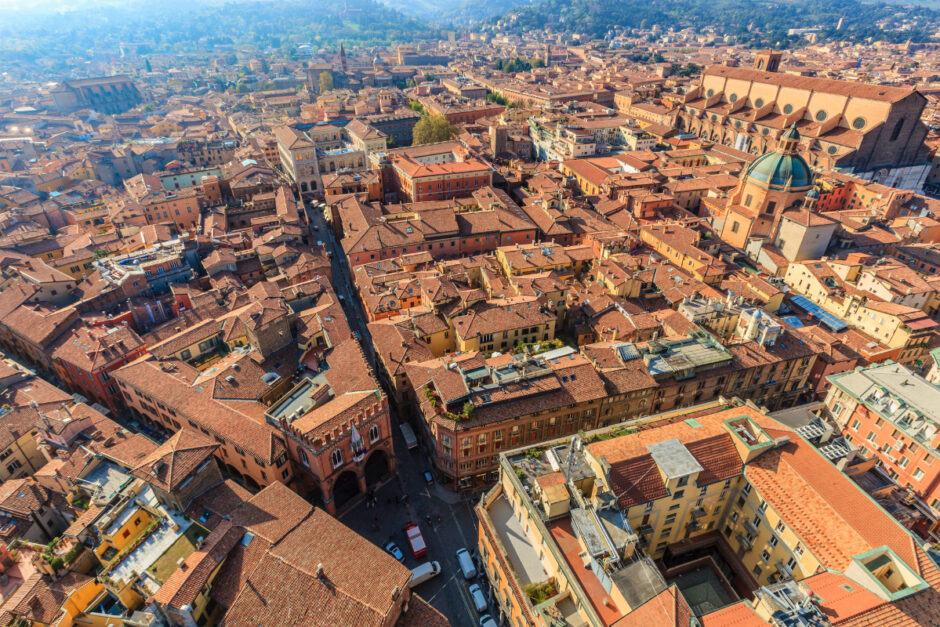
745, 150, 812, 189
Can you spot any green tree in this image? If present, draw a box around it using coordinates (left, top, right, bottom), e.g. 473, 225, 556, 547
677, 62, 701, 77
235, 81, 250, 93
319, 71, 334, 94
408, 100, 424, 113
412, 114, 458, 146
486, 91, 508, 106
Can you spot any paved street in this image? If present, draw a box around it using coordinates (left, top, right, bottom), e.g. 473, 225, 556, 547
306, 200, 496, 625
306, 202, 377, 368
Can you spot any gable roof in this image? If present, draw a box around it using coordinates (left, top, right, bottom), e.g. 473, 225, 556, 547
131, 427, 219, 493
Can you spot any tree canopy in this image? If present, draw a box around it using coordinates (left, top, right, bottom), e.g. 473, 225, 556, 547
491, 0, 938, 47
413, 115, 459, 146
319, 71, 334, 94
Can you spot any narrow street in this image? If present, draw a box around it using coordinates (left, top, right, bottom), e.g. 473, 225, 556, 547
306, 201, 493, 626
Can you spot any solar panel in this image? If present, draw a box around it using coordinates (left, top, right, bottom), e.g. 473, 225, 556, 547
789, 295, 848, 332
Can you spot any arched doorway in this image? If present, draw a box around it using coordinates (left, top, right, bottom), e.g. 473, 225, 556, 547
332, 470, 360, 510
364, 449, 390, 487
307, 485, 324, 509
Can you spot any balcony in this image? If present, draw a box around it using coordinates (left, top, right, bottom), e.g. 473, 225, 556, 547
744, 519, 760, 536
686, 520, 701, 533
736, 533, 753, 551
638, 524, 654, 535
691, 507, 707, 519
775, 560, 793, 579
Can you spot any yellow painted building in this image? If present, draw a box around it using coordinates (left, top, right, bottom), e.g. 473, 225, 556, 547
477, 402, 940, 626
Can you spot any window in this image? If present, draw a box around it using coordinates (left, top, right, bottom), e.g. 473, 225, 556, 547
794, 543, 805, 557
369, 424, 379, 444
752, 564, 762, 578
331, 449, 343, 469
299, 448, 309, 468
673, 490, 684, 500
761, 550, 771, 562
913, 468, 925, 481
866, 431, 877, 442
731, 221, 740, 234
850, 419, 861, 430
890, 119, 904, 141
769, 535, 778, 548
852, 117, 866, 130
665, 513, 677, 524
677, 476, 688, 487
742, 482, 751, 496
5, 460, 21, 474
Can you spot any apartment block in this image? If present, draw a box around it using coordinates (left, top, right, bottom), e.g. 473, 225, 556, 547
827, 362, 940, 513
477, 403, 940, 626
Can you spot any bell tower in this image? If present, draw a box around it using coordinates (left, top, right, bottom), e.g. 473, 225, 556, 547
753, 50, 782, 72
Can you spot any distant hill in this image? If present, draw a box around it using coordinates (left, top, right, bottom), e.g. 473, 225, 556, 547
490, 0, 939, 46
440, 0, 541, 24
0, 0, 438, 61
379, 0, 536, 23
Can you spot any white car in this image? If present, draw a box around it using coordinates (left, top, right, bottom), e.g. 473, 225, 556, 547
384, 541, 404, 562
409, 561, 441, 588
469, 583, 487, 613
479, 615, 497, 627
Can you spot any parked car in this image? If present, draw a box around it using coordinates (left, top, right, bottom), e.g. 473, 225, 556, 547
469, 583, 487, 613
405, 523, 427, 559
480, 614, 497, 627
423, 470, 434, 485
456, 548, 477, 580
384, 541, 404, 562
313, 225, 319, 231
409, 561, 441, 588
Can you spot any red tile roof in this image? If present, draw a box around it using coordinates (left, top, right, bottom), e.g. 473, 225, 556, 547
130, 427, 219, 492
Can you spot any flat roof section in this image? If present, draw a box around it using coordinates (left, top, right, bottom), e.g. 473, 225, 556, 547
647, 438, 704, 480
